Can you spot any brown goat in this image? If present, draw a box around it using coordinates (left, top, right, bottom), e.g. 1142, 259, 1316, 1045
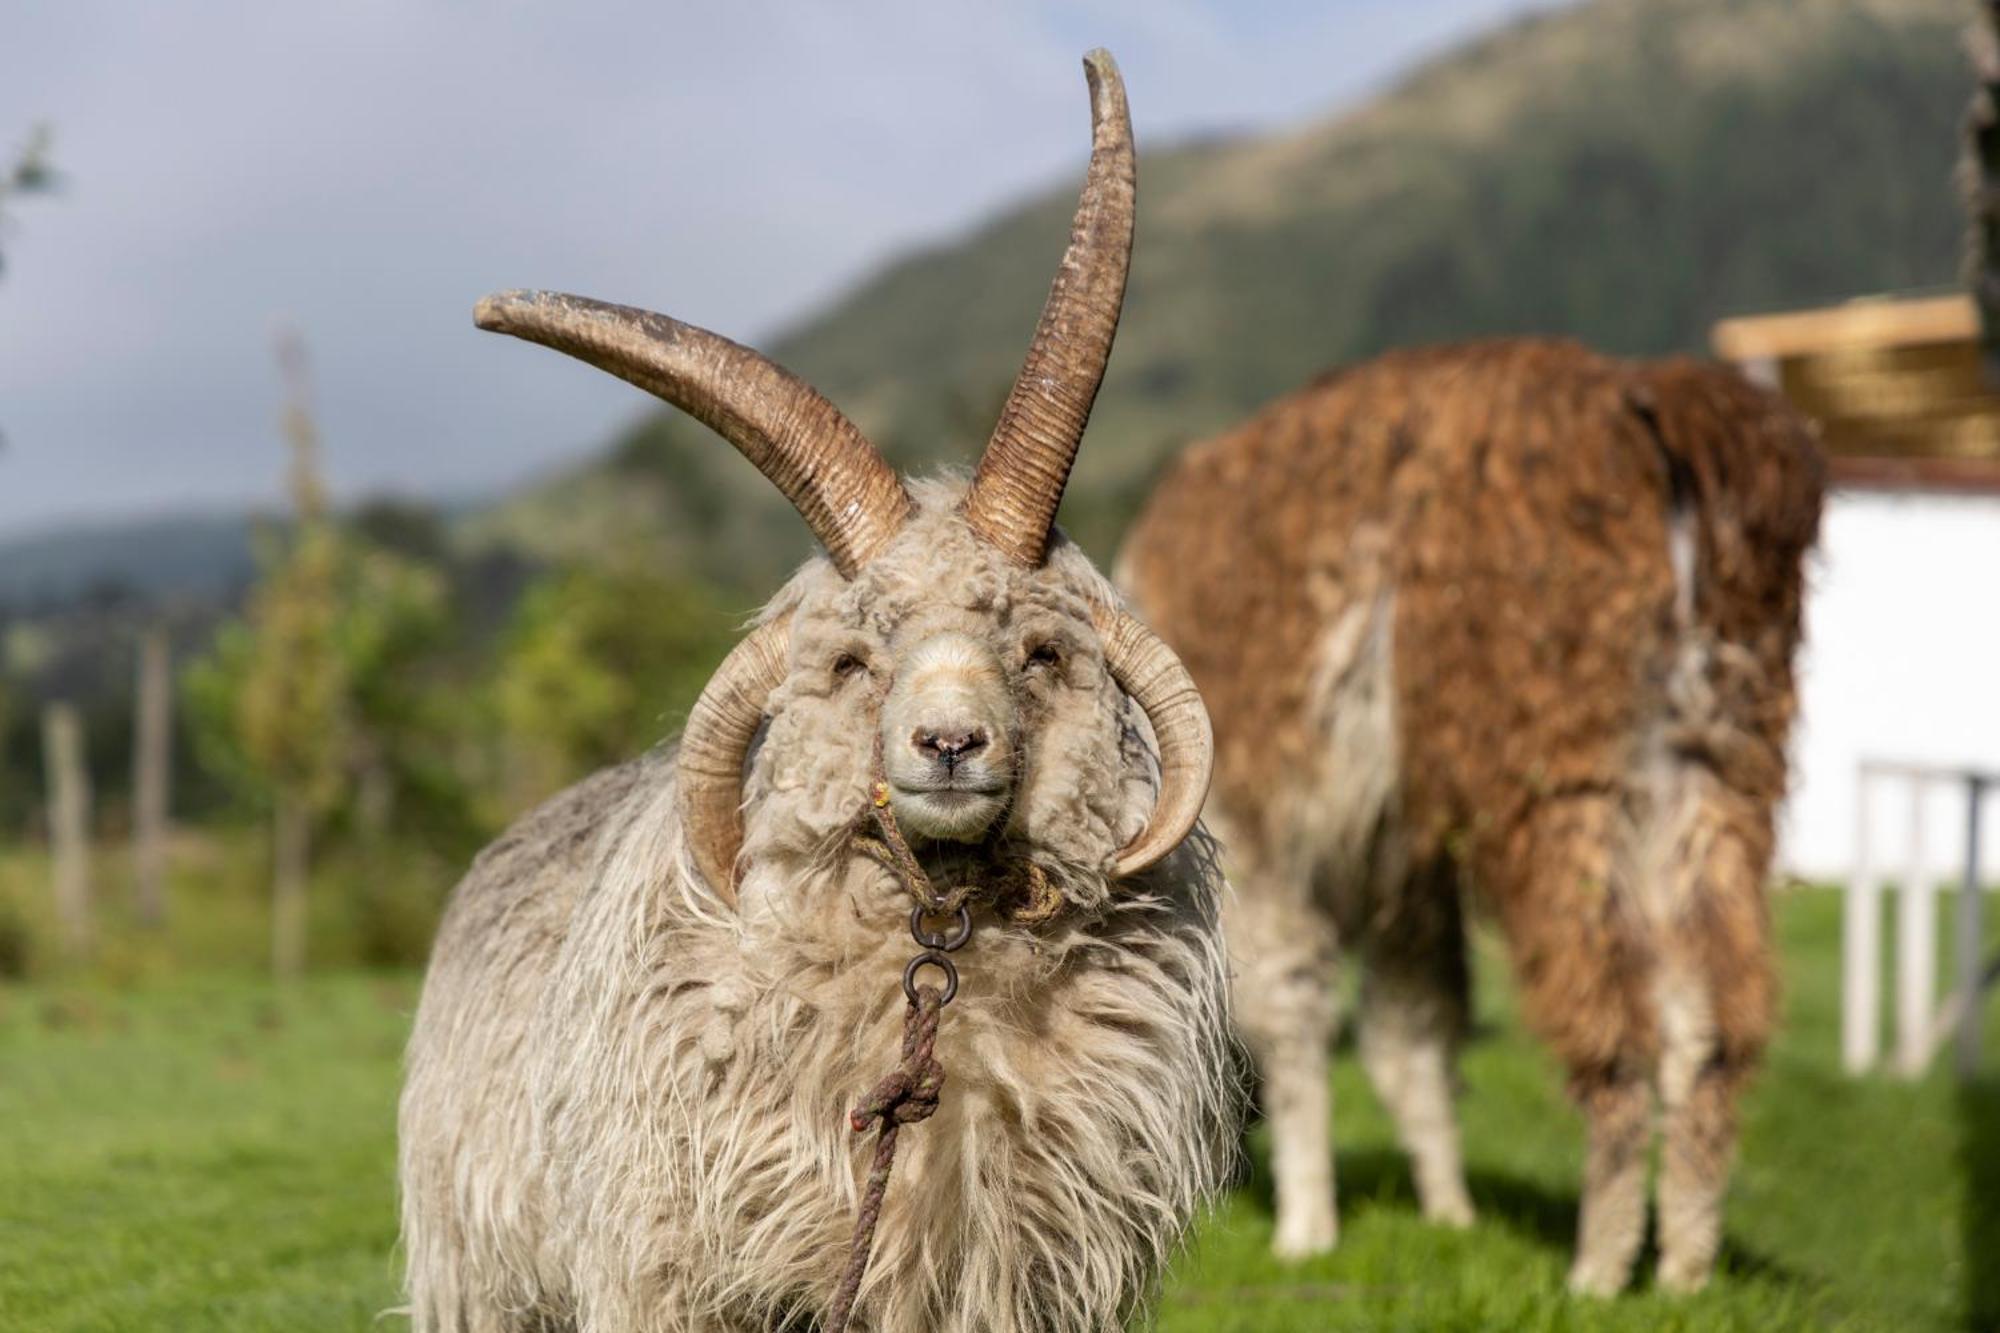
1117, 339, 1824, 1294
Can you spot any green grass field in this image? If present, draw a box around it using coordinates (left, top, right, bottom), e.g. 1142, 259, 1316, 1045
3, 889, 1994, 1331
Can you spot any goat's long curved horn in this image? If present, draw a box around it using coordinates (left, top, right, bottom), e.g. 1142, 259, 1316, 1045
1094, 605, 1212, 878
962, 49, 1135, 567
679, 616, 792, 902
475, 292, 910, 578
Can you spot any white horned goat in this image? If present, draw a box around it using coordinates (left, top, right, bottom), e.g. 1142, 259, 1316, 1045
1119, 340, 1823, 1295
399, 52, 1237, 1333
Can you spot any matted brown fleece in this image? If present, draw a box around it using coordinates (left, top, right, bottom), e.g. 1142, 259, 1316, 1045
1120, 338, 1823, 1290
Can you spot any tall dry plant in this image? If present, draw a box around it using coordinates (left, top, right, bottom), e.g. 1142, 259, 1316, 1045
233, 331, 351, 978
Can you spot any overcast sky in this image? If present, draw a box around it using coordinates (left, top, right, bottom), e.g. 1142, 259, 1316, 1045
0, 0, 1554, 537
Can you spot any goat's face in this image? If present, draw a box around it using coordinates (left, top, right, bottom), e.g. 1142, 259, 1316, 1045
744, 483, 1142, 875
473, 52, 1207, 902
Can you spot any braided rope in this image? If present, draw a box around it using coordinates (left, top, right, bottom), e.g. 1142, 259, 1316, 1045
824, 777, 1069, 1330
825, 984, 945, 1333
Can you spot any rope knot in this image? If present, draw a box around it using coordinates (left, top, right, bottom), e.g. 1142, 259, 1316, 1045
848, 985, 946, 1133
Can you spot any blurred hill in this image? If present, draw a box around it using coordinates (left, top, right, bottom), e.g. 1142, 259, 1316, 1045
4, 0, 1971, 599
475, 0, 1968, 571
0, 514, 254, 610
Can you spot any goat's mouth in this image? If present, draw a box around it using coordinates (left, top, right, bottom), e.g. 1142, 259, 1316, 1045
887, 779, 1010, 844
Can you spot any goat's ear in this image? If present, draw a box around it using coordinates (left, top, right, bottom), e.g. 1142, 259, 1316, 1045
679, 616, 792, 905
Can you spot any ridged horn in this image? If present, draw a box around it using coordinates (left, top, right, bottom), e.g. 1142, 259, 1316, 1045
962, 49, 1136, 567
1094, 605, 1212, 878
475, 292, 910, 578
679, 616, 792, 902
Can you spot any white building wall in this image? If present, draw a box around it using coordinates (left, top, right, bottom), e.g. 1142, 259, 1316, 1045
1781, 491, 2000, 883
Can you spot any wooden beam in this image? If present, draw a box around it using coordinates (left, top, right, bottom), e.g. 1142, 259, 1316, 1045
1712, 294, 1977, 362
1830, 455, 2000, 495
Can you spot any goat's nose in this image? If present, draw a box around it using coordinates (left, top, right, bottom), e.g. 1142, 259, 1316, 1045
913, 726, 989, 768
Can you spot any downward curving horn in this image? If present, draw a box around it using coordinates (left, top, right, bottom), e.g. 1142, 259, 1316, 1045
679, 606, 1207, 895
475, 292, 910, 578
679, 616, 792, 902
1094, 605, 1213, 878
962, 49, 1136, 567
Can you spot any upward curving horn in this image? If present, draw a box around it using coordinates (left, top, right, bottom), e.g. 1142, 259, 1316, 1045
475, 292, 910, 578
1094, 605, 1212, 878
962, 49, 1136, 568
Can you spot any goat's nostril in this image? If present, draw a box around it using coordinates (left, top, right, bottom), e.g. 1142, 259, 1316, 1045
913, 727, 989, 766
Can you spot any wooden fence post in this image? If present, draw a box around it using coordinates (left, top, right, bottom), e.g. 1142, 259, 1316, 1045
1897, 780, 1936, 1076
1843, 765, 1880, 1073
1958, 777, 1988, 1077
42, 702, 92, 959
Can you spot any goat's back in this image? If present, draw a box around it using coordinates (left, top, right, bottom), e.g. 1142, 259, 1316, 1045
1119, 338, 1823, 871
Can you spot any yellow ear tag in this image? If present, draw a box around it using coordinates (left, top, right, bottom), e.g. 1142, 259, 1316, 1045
872, 782, 893, 809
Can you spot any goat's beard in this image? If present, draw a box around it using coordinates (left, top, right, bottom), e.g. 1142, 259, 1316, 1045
768, 793, 1117, 927
886, 783, 1012, 844
640, 767, 1236, 1332
739, 732, 1142, 922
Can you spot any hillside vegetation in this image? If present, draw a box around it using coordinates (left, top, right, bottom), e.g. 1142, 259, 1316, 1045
475, 0, 1967, 572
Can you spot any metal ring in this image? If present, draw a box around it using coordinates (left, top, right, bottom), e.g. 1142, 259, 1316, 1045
902, 951, 959, 1007
909, 904, 973, 953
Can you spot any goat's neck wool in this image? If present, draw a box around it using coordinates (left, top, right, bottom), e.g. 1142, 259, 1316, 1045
535, 766, 1232, 1331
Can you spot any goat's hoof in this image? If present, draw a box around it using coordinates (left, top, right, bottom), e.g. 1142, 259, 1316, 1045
1271, 1211, 1338, 1260
1655, 1254, 1713, 1295
1423, 1196, 1476, 1229
1565, 1257, 1631, 1298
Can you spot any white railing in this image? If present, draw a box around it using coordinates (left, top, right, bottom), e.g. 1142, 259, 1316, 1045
1844, 760, 1996, 1078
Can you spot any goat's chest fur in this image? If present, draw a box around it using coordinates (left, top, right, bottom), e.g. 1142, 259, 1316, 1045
401, 754, 1235, 1333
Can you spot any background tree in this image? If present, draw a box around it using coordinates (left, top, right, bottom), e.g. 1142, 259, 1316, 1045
0, 124, 55, 281
1, 125, 56, 450
186, 348, 490, 972
493, 566, 733, 810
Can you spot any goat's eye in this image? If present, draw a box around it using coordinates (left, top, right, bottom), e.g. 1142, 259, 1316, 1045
1026, 642, 1062, 670
832, 653, 866, 680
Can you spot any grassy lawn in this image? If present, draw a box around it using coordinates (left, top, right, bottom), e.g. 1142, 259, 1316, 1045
2, 889, 1994, 1330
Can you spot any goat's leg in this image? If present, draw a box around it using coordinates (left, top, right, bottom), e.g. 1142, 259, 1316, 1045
1492, 793, 1656, 1296
402, 1247, 557, 1333
1655, 1061, 1742, 1293
1566, 1071, 1653, 1296
1356, 866, 1474, 1227
1229, 871, 1342, 1258
1654, 800, 1772, 1293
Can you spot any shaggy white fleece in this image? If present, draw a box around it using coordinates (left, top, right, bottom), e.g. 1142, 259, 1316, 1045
400, 483, 1239, 1332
